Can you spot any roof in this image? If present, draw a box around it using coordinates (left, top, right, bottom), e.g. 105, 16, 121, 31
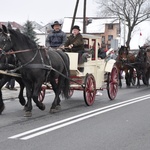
62, 17, 119, 33
0, 21, 23, 30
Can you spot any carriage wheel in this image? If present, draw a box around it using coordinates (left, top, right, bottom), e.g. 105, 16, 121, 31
107, 66, 118, 100
38, 86, 46, 102
68, 89, 74, 98
83, 74, 96, 106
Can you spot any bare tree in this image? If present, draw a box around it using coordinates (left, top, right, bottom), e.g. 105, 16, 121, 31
96, 0, 150, 48
144, 37, 150, 45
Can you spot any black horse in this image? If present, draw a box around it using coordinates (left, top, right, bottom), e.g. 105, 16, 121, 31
134, 46, 150, 87
0, 25, 70, 117
0, 53, 26, 114
115, 46, 136, 87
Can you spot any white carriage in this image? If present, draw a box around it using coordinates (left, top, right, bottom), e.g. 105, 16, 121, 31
66, 34, 119, 106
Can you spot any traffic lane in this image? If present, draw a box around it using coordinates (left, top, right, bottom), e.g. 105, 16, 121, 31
1, 84, 150, 131
3, 94, 150, 150
0, 86, 149, 143
1, 84, 150, 128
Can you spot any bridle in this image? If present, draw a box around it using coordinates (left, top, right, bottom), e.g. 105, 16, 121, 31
0, 31, 11, 52
0, 31, 33, 55
0, 31, 39, 72
118, 49, 129, 62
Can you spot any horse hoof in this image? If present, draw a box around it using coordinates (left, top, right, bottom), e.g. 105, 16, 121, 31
24, 111, 32, 117
49, 108, 58, 113
0, 104, 5, 115
23, 106, 27, 111
40, 104, 45, 111
19, 98, 26, 106
55, 105, 61, 110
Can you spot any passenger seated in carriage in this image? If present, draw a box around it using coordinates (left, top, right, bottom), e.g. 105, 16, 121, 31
98, 47, 106, 59
45, 21, 67, 49
63, 25, 89, 64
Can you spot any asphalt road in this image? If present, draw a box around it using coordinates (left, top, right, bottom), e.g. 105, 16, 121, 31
0, 83, 150, 150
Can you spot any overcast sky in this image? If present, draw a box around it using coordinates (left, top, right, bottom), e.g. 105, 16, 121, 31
1, 0, 149, 48
1, 0, 97, 25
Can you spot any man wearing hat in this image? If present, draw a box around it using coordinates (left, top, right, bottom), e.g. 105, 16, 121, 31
45, 21, 67, 48
64, 25, 86, 63
64, 25, 84, 51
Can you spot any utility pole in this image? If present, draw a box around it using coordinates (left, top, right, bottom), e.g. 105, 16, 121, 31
124, 0, 126, 46
70, 0, 79, 33
83, 0, 87, 34
124, 16, 126, 46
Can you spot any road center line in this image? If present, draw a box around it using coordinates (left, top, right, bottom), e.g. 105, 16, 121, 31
8, 94, 150, 140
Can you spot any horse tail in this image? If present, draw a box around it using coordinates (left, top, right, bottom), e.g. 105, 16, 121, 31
56, 51, 70, 99
62, 53, 70, 99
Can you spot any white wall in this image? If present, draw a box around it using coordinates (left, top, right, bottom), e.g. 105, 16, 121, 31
36, 34, 47, 46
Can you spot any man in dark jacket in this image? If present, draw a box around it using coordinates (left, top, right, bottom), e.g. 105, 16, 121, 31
45, 21, 67, 48
64, 25, 84, 52
64, 25, 87, 63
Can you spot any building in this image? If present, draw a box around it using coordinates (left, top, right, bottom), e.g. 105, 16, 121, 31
0, 21, 24, 31
62, 17, 120, 50
0, 21, 46, 46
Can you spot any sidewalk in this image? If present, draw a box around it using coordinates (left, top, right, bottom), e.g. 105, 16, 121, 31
2, 81, 24, 100
2, 82, 52, 100
2, 87, 22, 100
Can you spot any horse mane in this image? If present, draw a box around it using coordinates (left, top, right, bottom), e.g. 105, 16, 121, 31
9, 29, 37, 49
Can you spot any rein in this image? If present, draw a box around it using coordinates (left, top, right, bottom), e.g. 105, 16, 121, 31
8, 49, 39, 73
0, 48, 32, 55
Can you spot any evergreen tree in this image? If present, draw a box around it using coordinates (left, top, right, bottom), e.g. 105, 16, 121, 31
23, 20, 39, 44
7, 22, 12, 29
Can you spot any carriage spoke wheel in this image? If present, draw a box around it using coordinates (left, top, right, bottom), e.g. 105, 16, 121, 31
38, 86, 46, 102
107, 66, 119, 100
83, 74, 96, 106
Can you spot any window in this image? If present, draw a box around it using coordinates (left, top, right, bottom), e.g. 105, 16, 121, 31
108, 35, 113, 41
102, 36, 105, 44
108, 24, 113, 29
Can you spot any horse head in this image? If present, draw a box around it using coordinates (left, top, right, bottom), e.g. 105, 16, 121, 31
0, 25, 13, 52
136, 46, 146, 62
118, 45, 129, 62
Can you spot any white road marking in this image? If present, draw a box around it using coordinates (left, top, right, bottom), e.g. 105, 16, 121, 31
8, 94, 150, 140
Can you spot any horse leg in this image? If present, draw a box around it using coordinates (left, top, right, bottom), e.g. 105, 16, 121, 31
118, 71, 122, 88
50, 78, 62, 113
125, 71, 130, 87
23, 81, 33, 117
146, 69, 150, 86
32, 82, 45, 111
144, 69, 149, 86
0, 76, 12, 114
0, 89, 5, 114
136, 70, 141, 88
15, 78, 26, 106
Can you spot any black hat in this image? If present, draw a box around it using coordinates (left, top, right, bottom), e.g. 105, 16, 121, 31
72, 25, 80, 31
51, 21, 62, 29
